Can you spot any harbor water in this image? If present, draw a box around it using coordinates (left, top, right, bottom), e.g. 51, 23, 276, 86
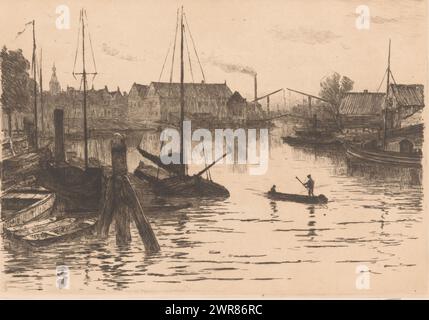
1, 124, 425, 296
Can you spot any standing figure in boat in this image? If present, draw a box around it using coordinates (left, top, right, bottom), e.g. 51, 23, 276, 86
304, 174, 315, 197
270, 185, 277, 193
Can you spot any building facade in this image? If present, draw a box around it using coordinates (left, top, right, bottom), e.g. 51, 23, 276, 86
127, 83, 149, 122
385, 84, 424, 129
384, 84, 424, 153
41, 67, 128, 135
128, 81, 261, 124
339, 90, 385, 136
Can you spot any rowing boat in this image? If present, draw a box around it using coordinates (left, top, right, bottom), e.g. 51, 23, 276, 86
266, 190, 328, 204
18, 217, 97, 246
1, 186, 56, 227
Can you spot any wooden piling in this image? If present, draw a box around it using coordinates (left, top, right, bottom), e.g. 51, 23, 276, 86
115, 205, 131, 245
54, 109, 65, 164
97, 177, 114, 237
123, 176, 160, 252
97, 133, 160, 252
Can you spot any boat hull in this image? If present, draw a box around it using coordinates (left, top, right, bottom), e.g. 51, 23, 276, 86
134, 167, 229, 198
282, 136, 341, 146
1, 187, 56, 228
345, 144, 422, 168
15, 217, 97, 246
38, 163, 102, 209
267, 191, 328, 204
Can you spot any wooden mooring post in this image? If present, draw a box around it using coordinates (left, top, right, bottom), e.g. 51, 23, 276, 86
97, 133, 160, 252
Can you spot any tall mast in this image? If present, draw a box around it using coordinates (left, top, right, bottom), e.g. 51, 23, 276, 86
32, 20, 38, 149
39, 48, 44, 136
179, 7, 185, 175
82, 9, 89, 169
383, 39, 391, 149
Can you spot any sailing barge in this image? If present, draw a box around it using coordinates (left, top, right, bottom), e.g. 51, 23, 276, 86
38, 9, 103, 208
345, 40, 423, 169
134, 8, 229, 199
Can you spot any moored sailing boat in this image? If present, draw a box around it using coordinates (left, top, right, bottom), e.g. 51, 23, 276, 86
344, 40, 423, 168
134, 8, 229, 198
38, 9, 102, 209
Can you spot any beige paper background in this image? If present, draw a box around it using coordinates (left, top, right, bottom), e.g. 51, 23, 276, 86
0, 0, 428, 298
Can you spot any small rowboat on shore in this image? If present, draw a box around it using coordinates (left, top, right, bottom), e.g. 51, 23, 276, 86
1, 186, 56, 228
266, 190, 328, 204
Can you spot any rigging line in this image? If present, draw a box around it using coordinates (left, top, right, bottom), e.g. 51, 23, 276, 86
184, 13, 205, 82
169, 8, 180, 85
158, 41, 172, 82
183, 26, 195, 83
73, 10, 82, 77
201, 142, 212, 180
389, 69, 398, 86
202, 143, 209, 179
388, 69, 401, 104
84, 10, 98, 80
376, 69, 388, 93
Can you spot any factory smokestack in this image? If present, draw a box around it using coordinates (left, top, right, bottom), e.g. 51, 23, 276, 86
254, 73, 258, 101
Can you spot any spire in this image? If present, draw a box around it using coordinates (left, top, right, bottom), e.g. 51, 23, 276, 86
49, 62, 61, 95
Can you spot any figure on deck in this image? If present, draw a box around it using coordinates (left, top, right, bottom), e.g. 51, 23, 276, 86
304, 174, 314, 197
270, 185, 277, 193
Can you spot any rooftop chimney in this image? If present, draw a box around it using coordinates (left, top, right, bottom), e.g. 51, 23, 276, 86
254, 73, 258, 101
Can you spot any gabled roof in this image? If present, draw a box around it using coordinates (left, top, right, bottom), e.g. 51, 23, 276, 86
227, 91, 246, 106
339, 91, 385, 115
390, 84, 424, 107
149, 82, 233, 100
131, 83, 149, 98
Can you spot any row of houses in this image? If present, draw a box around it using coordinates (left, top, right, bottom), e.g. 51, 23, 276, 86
24, 65, 265, 135
128, 81, 263, 124
3, 63, 266, 137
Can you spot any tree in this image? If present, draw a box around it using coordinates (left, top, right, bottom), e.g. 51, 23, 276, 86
1, 46, 31, 137
319, 72, 354, 129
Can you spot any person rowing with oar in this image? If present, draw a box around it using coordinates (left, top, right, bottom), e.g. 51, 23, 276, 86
296, 174, 315, 197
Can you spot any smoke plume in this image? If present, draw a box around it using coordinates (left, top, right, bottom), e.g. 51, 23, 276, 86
209, 58, 256, 76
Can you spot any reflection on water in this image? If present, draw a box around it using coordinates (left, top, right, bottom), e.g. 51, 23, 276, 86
1, 126, 425, 296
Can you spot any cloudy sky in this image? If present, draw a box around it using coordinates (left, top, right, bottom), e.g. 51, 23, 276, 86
0, 0, 427, 106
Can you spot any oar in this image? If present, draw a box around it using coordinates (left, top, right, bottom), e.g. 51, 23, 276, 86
295, 176, 307, 190
295, 177, 305, 187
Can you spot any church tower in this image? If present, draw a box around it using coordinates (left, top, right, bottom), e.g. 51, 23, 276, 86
49, 63, 61, 95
